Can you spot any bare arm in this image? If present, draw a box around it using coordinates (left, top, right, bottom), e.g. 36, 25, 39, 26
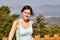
8, 20, 18, 40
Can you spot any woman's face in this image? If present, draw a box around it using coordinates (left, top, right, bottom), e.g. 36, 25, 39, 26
22, 9, 31, 20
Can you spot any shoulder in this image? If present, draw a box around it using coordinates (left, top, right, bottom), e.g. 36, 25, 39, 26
30, 20, 34, 24
13, 19, 18, 25
14, 19, 18, 23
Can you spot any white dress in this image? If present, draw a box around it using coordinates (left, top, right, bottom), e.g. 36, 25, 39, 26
16, 18, 33, 40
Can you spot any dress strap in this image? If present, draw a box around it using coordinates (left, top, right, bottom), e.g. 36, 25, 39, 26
18, 19, 20, 40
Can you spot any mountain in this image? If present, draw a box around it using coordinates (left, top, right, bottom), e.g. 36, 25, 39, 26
45, 16, 60, 25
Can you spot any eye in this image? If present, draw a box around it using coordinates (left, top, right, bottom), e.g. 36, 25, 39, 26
24, 12, 30, 14
24, 12, 27, 13
28, 13, 30, 14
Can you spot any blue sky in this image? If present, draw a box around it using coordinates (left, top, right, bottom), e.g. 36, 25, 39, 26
0, 0, 60, 17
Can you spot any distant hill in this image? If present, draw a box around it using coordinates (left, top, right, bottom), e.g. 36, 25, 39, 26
45, 16, 60, 25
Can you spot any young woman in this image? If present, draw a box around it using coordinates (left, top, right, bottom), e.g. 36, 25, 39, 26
8, 5, 34, 40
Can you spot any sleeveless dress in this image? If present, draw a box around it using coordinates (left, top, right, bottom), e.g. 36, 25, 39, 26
16, 18, 33, 40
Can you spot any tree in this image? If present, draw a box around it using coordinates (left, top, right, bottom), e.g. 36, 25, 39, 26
32, 14, 47, 37
0, 6, 19, 40
0, 6, 10, 15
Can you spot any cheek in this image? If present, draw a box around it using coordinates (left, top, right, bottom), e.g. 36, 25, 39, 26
23, 13, 30, 16
26, 14, 31, 18
28, 14, 30, 17
22, 12, 31, 18
22, 13, 25, 16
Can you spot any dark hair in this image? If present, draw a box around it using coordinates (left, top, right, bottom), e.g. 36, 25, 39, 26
21, 5, 34, 15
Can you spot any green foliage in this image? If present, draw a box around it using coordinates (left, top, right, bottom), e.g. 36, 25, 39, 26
0, 6, 18, 40
32, 14, 47, 37
32, 14, 60, 38
44, 25, 60, 37
0, 6, 10, 14
11, 14, 20, 19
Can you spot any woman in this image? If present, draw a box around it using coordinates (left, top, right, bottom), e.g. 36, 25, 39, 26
8, 5, 34, 40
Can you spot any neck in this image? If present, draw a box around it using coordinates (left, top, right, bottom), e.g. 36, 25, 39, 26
22, 18, 30, 23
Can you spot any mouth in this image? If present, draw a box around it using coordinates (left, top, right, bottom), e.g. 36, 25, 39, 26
25, 16, 29, 18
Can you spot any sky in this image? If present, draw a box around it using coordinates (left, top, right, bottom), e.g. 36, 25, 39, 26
0, 0, 60, 17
